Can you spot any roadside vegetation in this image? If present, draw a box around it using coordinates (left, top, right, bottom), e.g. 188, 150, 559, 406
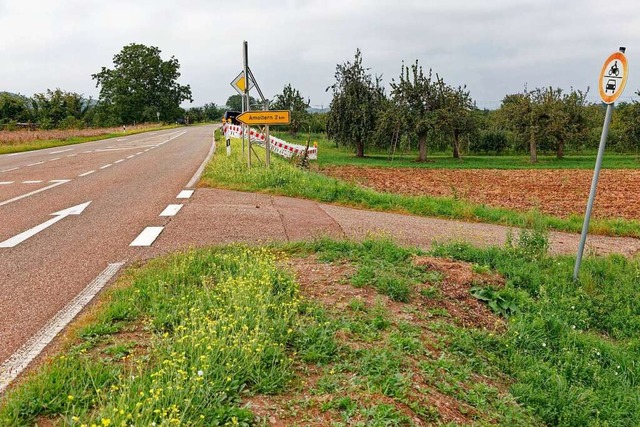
202, 135, 640, 238
2, 233, 639, 425
0, 124, 179, 155
321, 50, 640, 162
274, 131, 640, 170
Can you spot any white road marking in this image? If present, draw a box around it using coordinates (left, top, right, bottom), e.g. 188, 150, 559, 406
126, 155, 135, 159
0, 181, 14, 185
22, 180, 42, 184
187, 133, 218, 188
7, 153, 23, 157
67, 154, 77, 157
130, 226, 164, 247
1, 167, 19, 173
160, 204, 183, 216
0, 261, 125, 394
82, 150, 93, 154
0, 179, 70, 207
95, 147, 138, 152
177, 190, 194, 199
78, 170, 95, 177
114, 159, 124, 164
50, 148, 73, 154
0, 201, 91, 248
99, 164, 112, 169
49, 157, 61, 162
27, 161, 45, 167
136, 152, 143, 155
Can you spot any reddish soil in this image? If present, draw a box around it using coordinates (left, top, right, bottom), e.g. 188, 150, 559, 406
321, 166, 640, 220
242, 256, 512, 425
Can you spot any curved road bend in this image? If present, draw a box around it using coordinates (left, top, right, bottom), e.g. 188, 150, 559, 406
0, 125, 216, 370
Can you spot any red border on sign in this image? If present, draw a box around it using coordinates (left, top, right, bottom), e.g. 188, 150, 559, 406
599, 52, 628, 104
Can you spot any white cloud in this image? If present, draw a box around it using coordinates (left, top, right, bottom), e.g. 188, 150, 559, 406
1, 0, 639, 108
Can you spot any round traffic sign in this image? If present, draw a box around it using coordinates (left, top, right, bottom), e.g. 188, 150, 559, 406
599, 51, 628, 104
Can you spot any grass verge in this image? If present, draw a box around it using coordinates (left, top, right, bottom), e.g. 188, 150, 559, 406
0, 124, 181, 155
201, 136, 640, 238
2, 236, 640, 426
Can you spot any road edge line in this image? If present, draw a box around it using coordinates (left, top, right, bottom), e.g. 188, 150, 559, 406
186, 127, 218, 188
0, 261, 125, 394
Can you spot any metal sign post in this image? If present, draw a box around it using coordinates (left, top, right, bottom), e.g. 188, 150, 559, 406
264, 100, 271, 167
573, 47, 628, 281
243, 41, 251, 168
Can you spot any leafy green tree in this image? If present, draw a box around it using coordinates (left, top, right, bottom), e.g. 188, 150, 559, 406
498, 87, 589, 161
327, 49, 385, 157
225, 94, 258, 112
30, 89, 91, 129
435, 82, 476, 158
92, 43, 192, 124
271, 83, 310, 135
203, 103, 224, 121
390, 60, 441, 162
0, 92, 31, 124
309, 112, 328, 133
613, 98, 640, 152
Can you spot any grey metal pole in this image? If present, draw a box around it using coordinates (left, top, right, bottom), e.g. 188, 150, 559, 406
573, 103, 614, 280
241, 95, 245, 154
264, 99, 270, 167
243, 41, 251, 168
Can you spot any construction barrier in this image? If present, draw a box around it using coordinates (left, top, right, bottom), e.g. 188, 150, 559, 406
222, 123, 317, 160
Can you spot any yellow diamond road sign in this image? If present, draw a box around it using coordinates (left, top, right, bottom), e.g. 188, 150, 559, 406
236, 110, 291, 126
230, 72, 255, 95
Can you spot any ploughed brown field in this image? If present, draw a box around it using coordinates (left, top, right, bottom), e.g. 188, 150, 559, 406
321, 166, 640, 221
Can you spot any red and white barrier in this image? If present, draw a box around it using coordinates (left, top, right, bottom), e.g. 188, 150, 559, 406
222, 123, 317, 160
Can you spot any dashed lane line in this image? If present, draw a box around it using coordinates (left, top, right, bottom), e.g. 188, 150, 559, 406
78, 170, 96, 177
177, 190, 194, 199
99, 164, 113, 169
49, 158, 61, 162
0, 181, 14, 185
159, 204, 183, 217
0, 179, 70, 207
130, 227, 164, 247
0, 261, 125, 394
27, 161, 45, 167
50, 148, 73, 155
22, 180, 43, 184
1, 167, 19, 173
114, 159, 125, 164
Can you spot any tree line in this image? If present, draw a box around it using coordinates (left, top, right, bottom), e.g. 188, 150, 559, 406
1, 43, 224, 130
325, 49, 640, 161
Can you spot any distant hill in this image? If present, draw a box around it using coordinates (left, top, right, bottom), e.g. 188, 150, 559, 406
307, 107, 329, 114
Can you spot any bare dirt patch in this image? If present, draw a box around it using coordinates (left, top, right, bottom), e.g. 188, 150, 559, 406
243, 256, 514, 425
322, 166, 640, 220
413, 256, 505, 331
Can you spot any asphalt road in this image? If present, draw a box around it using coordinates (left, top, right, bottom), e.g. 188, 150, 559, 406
0, 125, 215, 366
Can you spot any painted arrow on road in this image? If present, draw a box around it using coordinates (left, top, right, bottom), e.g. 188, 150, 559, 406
0, 201, 91, 248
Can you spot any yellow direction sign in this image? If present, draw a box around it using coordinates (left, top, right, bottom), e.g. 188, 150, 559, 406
599, 51, 628, 104
230, 71, 255, 95
236, 110, 291, 126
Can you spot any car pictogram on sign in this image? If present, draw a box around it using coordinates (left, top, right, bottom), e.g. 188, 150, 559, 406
605, 79, 617, 93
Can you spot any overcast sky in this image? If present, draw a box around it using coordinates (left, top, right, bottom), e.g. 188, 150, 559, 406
1, 0, 639, 110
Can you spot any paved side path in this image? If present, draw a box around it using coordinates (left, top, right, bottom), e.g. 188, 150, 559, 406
150, 188, 640, 258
